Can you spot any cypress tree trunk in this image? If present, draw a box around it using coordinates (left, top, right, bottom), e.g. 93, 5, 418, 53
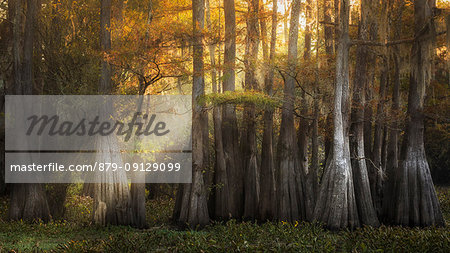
313, 0, 359, 230
324, 0, 333, 56
173, 0, 210, 227
258, 0, 277, 221
93, 0, 133, 226
387, 0, 444, 227
322, 0, 333, 170
382, 48, 401, 221
130, 95, 148, 229
242, 0, 260, 220
276, 0, 306, 222
299, 0, 315, 221
93, 133, 132, 226
9, 0, 51, 222
371, 69, 387, 213
206, 0, 229, 220
222, 0, 242, 218
349, 0, 379, 227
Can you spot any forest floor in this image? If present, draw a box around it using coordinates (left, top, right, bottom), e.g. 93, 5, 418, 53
0, 186, 449, 252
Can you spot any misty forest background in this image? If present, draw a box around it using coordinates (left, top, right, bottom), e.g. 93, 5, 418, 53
0, 0, 449, 251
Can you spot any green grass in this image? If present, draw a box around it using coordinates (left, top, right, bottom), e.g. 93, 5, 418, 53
0, 187, 449, 252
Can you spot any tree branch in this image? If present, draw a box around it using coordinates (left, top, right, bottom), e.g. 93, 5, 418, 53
351, 30, 446, 47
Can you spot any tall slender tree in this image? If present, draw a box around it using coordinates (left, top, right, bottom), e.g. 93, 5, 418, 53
313, 0, 359, 230
242, 0, 260, 220
276, 0, 307, 222
387, 0, 445, 227
349, 0, 379, 227
371, 0, 389, 213
323, 0, 334, 167
93, 0, 133, 226
9, 0, 51, 223
382, 0, 403, 222
206, 0, 229, 220
173, 0, 210, 227
298, 0, 314, 220
258, 0, 277, 221
222, 0, 242, 218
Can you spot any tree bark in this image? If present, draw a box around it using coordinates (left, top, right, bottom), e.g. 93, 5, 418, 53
313, 0, 359, 230
206, 0, 229, 220
382, 40, 401, 221
93, 131, 132, 226
334, 0, 339, 53
9, 0, 51, 223
447, 15, 450, 83
99, 0, 112, 93
387, 0, 445, 227
258, 0, 277, 221
222, 0, 243, 218
12, 0, 22, 95
242, 0, 260, 220
276, 0, 306, 222
370, 1, 389, 213
310, 0, 320, 208
324, 0, 333, 56
323, 0, 334, 169
298, 0, 314, 221
349, 0, 379, 227
173, 0, 210, 227
363, 8, 378, 169
93, 0, 133, 226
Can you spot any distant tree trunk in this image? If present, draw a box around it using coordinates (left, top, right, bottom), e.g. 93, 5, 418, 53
259, 0, 268, 60
242, 0, 260, 220
99, 0, 112, 92
283, 0, 289, 44
276, 0, 306, 222
310, 92, 319, 199
363, 84, 373, 162
310, 0, 320, 204
382, 47, 401, 221
387, 0, 444, 227
13, 0, 22, 95
9, 0, 51, 222
310, 0, 322, 206
206, 0, 228, 220
349, 0, 379, 227
93, 0, 133, 226
222, 0, 242, 218
334, 0, 339, 53
447, 15, 450, 83
128, 1, 157, 229
129, 94, 148, 229
382, 16, 401, 214
129, 1, 157, 228
298, 0, 314, 221
323, 0, 333, 169
93, 132, 132, 226
370, 1, 389, 215
324, 0, 333, 56
371, 53, 387, 216
381, 126, 388, 169
173, 0, 210, 227
258, 0, 277, 221
363, 0, 378, 171
313, 0, 359, 230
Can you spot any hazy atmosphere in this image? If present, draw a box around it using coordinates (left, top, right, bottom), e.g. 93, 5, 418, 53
0, 0, 449, 251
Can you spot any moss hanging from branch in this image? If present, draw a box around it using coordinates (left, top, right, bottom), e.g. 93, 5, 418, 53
200, 91, 281, 109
